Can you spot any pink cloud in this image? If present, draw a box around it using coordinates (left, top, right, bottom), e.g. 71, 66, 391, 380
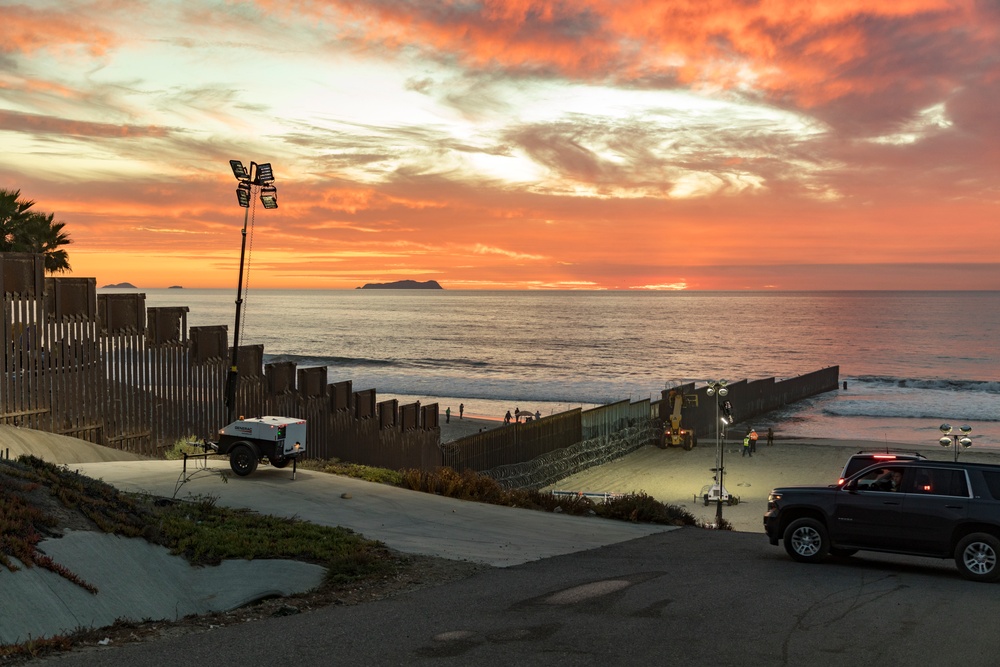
3, 5, 115, 56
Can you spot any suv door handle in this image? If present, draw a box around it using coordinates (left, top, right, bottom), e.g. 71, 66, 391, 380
945, 505, 964, 509
883, 500, 901, 505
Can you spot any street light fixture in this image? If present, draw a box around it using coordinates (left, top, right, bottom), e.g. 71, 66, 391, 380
224, 159, 279, 423
706, 380, 729, 524
939, 423, 973, 462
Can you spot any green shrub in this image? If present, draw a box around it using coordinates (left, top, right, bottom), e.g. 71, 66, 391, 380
596, 492, 698, 526
394, 467, 696, 526
163, 437, 209, 460
299, 459, 403, 485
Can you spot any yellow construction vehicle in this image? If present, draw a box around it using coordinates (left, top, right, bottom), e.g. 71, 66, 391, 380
663, 389, 698, 450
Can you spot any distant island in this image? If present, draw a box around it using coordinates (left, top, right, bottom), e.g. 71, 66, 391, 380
168, 285, 183, 289
357, 280, 443, 290
101, 282, 137, 289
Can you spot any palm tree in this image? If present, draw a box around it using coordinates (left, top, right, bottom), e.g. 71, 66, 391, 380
0, 188, 35, 251
0, 188, 72, 273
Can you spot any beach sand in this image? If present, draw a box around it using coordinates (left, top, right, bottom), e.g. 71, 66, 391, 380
439, 414, 1000, 534
439, 413, 505, 441
439, 414, 1000, 533
548, 439, 1000, 533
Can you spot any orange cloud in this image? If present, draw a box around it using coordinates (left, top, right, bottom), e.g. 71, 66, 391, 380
3, 5, 115, 56
264, 0, 985, 109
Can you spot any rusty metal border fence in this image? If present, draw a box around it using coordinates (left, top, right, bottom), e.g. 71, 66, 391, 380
1, 253, 441, 464
3, 252, 840, 474
449, 368, 839, 476
659, 368, 840, 442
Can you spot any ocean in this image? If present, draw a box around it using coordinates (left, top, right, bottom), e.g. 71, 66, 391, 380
124, 289, 1000, 449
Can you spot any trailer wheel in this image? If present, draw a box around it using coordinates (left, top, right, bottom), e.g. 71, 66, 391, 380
268, 456, 291, 469
230, 443, 259, 476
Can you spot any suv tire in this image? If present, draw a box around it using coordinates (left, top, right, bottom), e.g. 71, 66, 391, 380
783, 518, 830, 563
955, 533, 1000, 582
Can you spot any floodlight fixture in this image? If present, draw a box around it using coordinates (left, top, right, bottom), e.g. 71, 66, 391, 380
937, 423, 973, 461
255, 162, 274, 185
260, 185, 278, 209
706, 380, 728, 397
230, 159, 249, 180
236, 182, 251, 208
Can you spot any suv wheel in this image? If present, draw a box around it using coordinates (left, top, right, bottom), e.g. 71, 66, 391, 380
955, 533, 1000, 582
783, 518, 830, 563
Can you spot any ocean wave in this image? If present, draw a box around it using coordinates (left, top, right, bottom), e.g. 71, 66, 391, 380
263, 353, 522, 372
264, 353, 395, 368
822, 399, 999, 422
850, 376, 1000, 394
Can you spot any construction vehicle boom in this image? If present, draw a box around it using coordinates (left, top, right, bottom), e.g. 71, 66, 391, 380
663, 389, 698, 450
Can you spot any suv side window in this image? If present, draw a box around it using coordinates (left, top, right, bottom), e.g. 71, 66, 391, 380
854, 466, 907, 492
982, 471, 1000, 500
909, 467, 970, 497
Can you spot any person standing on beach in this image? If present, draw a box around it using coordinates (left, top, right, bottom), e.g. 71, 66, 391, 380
515, 407, 521, 423
459, 403, 464, 419
742, 433, 752, 457
535, 410, 541, 421
749, 429, 758, 454
767, 427, 774, 446
504, 410, 512, 425
445, 406, 451, 423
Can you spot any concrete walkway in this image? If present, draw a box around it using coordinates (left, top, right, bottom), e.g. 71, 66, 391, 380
71, 458, 672, 567
1, 432, 671, 645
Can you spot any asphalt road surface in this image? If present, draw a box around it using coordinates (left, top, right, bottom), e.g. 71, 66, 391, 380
44, 528, 1000, 667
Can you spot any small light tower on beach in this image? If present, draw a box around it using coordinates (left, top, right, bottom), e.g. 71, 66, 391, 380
224, 159, 278, 424
939, 423, 973, 462
706, 380, 729, 524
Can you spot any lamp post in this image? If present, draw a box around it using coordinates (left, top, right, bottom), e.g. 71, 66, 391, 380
224, 159, 278, 424
939, 423, 972, 462
706, 380, 729, 524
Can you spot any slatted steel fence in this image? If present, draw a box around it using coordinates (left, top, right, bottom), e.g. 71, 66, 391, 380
1, 253, 440, 463
2, 252, 838, 474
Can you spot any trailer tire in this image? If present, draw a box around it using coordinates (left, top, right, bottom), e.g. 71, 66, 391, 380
268, 456, 291, 469
230, 443, 259, 476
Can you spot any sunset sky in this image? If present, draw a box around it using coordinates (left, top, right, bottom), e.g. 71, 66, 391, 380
2, 0, 999, 290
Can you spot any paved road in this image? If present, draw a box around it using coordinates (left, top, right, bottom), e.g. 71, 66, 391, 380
44, 528, 1000, 666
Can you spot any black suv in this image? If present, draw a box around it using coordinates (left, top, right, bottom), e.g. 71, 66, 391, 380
765, 460, 1000, 582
